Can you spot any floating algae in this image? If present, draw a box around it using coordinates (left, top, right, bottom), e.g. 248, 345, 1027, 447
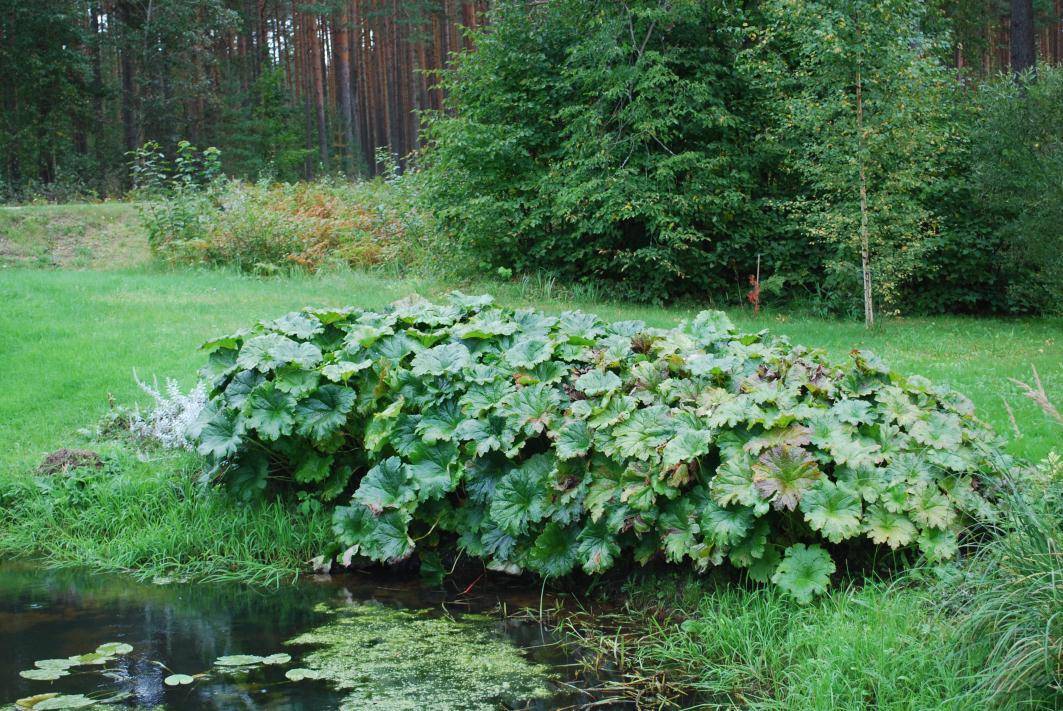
286, 602, 553, 711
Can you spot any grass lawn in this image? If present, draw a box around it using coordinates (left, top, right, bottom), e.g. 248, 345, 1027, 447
1, 265, 1058, 474
0, 205, 1059, 708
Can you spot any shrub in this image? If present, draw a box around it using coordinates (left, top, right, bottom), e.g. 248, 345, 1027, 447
190, 295, 1006, 599
141, 178, 428, 274
418, 0, 808, 303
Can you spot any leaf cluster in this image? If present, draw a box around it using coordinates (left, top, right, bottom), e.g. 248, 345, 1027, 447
193, 293, 1007, 599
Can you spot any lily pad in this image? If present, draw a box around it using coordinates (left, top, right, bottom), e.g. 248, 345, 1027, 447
66, 652, 113, 666
285, 668, 323, 681
262, 653, 292, 665
33, 695, 97, 710
15, 693, 60, 709
19, 669, 69, 681
95, 642, 133, 655
33, 659, 77, 670
164, 674, 195, 686
214, 654, 264, 667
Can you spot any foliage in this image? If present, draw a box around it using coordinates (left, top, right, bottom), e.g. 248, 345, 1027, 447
128, 374, 207, 450
194, 294, 1007, 597
753, 0, 961, 316
140, 175, 430, 274
967, 67, 1063, 315
419, 0, 807, 303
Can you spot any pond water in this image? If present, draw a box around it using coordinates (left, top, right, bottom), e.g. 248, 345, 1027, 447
0, 563, 620, 710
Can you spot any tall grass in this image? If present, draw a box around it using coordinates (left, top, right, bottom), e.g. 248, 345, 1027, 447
947, 456, 1062, 706
547, 577, 992, 710
0, 445, 331, 586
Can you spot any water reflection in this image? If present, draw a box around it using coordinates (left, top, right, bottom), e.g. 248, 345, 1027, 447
0, 563, 620, 710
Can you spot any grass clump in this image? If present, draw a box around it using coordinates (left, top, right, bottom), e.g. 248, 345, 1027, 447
0, 445, 330, 586
944, 454, 1062, 706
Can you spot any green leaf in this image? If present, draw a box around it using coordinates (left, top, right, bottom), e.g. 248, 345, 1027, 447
364, 398, 404, 453
830, 399, 875, 426
699, 502, 754, 546
66, 652, 113, 665
906, 485, 956, 529
165, 674, 195, 686
455, 415, 516, 456
575, 369, 622, 396
215, 655, 265, 667
610, 405, 674, 460
577, 520, 620, 573
354, 457, 414, 513
659, 498, 700, 562
33, 695, 98, 710
501, 383, 561, 435
460, 379, 515, 415
527, 523, 577, 577
364, 509, 414, 562
268, 312, 323, 339
800, 480, 862, 543
555, 420, 592, 459
245, 382, 296, 440
490, 456, 553, 534
20, 669, 69, 681
452, 310, 518, 339
406, 443, 458, 500
295, 384, 356, 440
196, 407, 243, 459
321, 359, 373, 382
662, 428, 712, 468
410, 342, 471, 377
771, 543, 835, 603
864, 505, 917, 549
917, 527, 958, 562
416, 400, 465, 443
263, 653, 292, 665
286, 668, 324, 681
333, 503, 376, 549
238, 334, 322, 371
910, 411, 963, 450
294, 452, 333, 484
95, 642, 132, 655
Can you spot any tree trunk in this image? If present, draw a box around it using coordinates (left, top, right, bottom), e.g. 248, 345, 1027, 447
334, 3, 359, 176
308, 11, 330, 169
1010, 0, 1036, 76
855, 65, 873, 329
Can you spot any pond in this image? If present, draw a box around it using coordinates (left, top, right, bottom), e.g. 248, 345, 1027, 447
0, 562, 621, 710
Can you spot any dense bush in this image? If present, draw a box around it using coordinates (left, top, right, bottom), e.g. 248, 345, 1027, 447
419, 0, 808, 303
191, 295, 1006, 600
140, 177, 427, 274
968, 69, 1063, 315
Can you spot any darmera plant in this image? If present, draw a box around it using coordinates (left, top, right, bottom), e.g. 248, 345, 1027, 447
191, 294, 1006, 600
